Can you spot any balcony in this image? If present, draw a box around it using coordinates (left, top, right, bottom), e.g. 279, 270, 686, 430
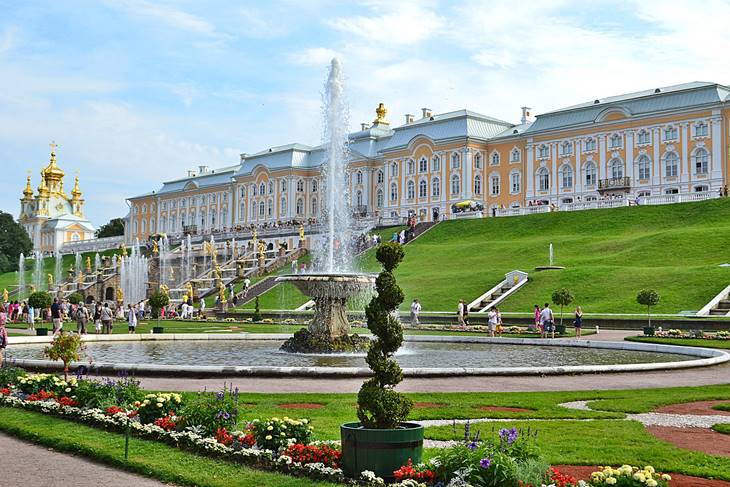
598, 177, 630, 191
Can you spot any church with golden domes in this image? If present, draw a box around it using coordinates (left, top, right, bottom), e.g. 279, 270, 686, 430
19, 144, 95, 253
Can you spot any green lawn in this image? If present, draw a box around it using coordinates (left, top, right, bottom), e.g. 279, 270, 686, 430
713, 423, 730, 435
625, 336, 730, 349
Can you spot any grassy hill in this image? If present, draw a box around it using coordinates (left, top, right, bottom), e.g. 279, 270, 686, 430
250, 198, 730, 314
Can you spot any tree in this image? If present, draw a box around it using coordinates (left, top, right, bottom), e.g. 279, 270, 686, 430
357, 242, 412, 429
252, 296, 263, 322
0, 211, 33, 273
637, 289, 660, 328
67, 292, 83, 305
95, 218, 125, 238
551, 288, 574, 329
44, 332, 83, 381
28, 291, 52, 312
148, 292, 170, 326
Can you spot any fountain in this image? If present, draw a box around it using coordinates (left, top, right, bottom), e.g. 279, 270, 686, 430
17, 253, 25, 299
278, 59, 374, 353
32, 251, 44, 292
53, 251, 63, 292
535, 242, 565, 271
94, 253, 101, 274
120, 244, 148, 306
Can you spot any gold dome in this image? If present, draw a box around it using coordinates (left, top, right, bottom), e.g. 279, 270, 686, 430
22, 175, 34, 199
71, 175, 82, 200
43, 147, 65, 183
37, 172, 49, 197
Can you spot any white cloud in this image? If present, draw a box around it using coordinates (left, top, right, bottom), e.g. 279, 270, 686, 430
109, 0, 217, 35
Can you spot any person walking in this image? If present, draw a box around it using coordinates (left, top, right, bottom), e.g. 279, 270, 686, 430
487, 308, 498, 337
127, 304, 138, 334
75, 302, 89, 335
574, 306, 583, 339
532, 304, 541, 333
51, 298, 62, 334
243, 277, 251, 298
24, 301, 34, 331
457, 299, 466, 329
410, 299, 421, 326
0, 305, 8, 367
540, 302, 555, 339
101, 302, 114, 335
93, 302, 102, 335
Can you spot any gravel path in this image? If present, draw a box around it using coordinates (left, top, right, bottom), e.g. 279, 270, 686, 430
558, 400, 730, 428
0, 432, 172, 487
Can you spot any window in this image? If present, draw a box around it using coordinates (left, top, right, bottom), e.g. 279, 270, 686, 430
432, 177, 440, 197
560, 165, 573, 188
251, 184, 257, 196
311, 197, 318, 215
171, 215, 176, 231
510, 149, 520, 162
142, 204, 147, 214
390, 183, 398, 201
537, 167, 549, 191
239, 203, 245, 220
280, 197, 287, 214
490, 175, 500, 195
665, 188, 679, 195
296, 198, 303, 216
141, 219, 147, 233
450, 174, 460, 195
694, 148, 709, 174
419, 157, 428, 173
637, 130, 650, 145
311, 180, 318, 192
561, 141, 572, 155
210, 209, 217, 227
407, 160, 415, 175
510, 172, 520, 193
695, 122, 708, 137
694, 185, 709, 192
432, 155, 441, 172
474, 153, 482, 169
294, 179, 302, 192
259, 183, 265, 196
491, 152, 500, 165
356, 190, 363, 206
180, 211, 186, 227
212, 194, 217, 204
258, 201, 265, 217
419, 179, 427, 198
584, 162, 597, 186
407, 181, 415, 200
356, 171, 363, 185
451, 152, 460, 169
250, 204, 255, 219
538, 145, 549, 158
280, 180, 287, 193
268, 182, 273, 194
162, 201, 167, 210
376, 170, 384, 184
609, 134, 622, 149
664, 126, 678, 141
376, 189, 384, 208
609, 158, 623, 179
390, 162, 398, 177
637, 155, 651, 180
160, 216, 167, 232
240, 187, 245, 198
584, 138, 596, 152
664, 152, 678, 177
474, 175, 482, 195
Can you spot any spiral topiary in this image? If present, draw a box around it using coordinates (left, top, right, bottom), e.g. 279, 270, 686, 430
356, 242, 412, 429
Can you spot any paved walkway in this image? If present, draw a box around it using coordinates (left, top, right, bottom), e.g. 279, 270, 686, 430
0, 432, 170, 487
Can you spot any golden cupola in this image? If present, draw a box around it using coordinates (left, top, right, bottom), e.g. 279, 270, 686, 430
71, 175, 83, 200
372, 102, 389, 126
42, 144, 65, 194
22, 175, 34, 200
37, 171, 50, 197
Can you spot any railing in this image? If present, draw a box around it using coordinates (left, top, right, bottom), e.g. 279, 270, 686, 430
641, 192, 717, 206
696, 282, 730, 317
598, 177, 631, 190
59, 235, 125, 255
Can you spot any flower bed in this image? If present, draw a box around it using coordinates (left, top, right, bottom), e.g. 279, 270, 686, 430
645, 329, 730, 340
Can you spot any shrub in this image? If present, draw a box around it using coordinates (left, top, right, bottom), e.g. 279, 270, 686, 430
0, 366, 26, 388
73, 375, 142, 409
357, 242, 412, 429
551, 288, 574, 329
178, 386, 240, 436
148, 292, 170, 319
43, 333, 83, 380
136, 392, 183, 424
67, 292, 83, 305
252, 296, 263, 322
637, 289, 660, 327
249, 417, 313, 451
28, 291, 52, 312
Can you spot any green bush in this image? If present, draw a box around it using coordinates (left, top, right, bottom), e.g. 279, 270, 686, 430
637, 289, 660, 327
43, 333, 83, 380
357, 242, 412, 429
73, 376, 142, 409
28, 291, 52, 311
16, 373, 78, 396
0, 366, 26, 388
136, 392, 183, 424
252, 296, 263, 322
551, 288, 574, 328
148, 292, 170, 319
178, 386, 241, 436
67, 292, 84, 305
249, 417, 313, 451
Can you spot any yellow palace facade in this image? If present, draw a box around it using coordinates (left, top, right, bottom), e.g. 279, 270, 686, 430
127, 81, 730, 241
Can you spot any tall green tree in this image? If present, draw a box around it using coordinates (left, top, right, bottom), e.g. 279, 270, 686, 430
0, 211, 33, 273
95, 217, 125, 238
637, 289, 660, 327
551, 288, 574, 328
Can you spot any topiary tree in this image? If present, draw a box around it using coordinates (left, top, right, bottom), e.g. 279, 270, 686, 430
28, 291, 52, 316
637, 289, 660, 328
551, 288, 574, 329
252, 296, 263, 322
67, 292, 83, 305
148, 292, 170, 325
44, 332, 83, 380
357, 242, 412, 429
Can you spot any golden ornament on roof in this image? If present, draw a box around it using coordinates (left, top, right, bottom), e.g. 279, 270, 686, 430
71, 175, 82, 200
23, 174, 34, 199
373, 102, 389, 125
43, 142, 65, 183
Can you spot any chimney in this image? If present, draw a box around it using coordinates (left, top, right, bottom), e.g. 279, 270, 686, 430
360, 122, 371, 131
421, 107, 432, 119
198, 165, 209, 174
520, 106, 532, 125
187, 170, 197, 177
405, 114, 414, 124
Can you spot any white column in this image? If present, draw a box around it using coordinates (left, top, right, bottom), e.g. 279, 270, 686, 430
551, 143, 558, 198
288, 176, 295, 218
652, 129, 660, 187
526, 142, 534, 198
681, 124, 689, 185
464, 148, 472, 199
400, 159, 406, 212
712, 116, 723, 181
575, 141, 582, 195
625, 131, 634, 189
599, 135, 607, 179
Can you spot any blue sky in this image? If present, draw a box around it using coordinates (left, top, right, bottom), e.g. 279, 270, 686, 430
2, 0, 730, 226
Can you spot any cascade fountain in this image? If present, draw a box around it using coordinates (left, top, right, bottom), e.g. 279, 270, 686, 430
549, 243, 554, 266
94, 253, 101, 274
17, 253, 25, 299
32, 251, 44, 292
120, 244, 148, 305
159, 235, 170, 289
277, 59, 374, 352
74, 253, 82, 283
54, 251, 63, 292
112, 254, 118, 274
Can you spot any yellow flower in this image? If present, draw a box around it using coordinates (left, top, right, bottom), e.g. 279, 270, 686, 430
644, 466, 655, 474
633, 473, 645, 482
267, 425, 273, 431
646, 480, 657, 487
661, 474, 671, 481
605, 478, 616, 485
265, 435, 272, 440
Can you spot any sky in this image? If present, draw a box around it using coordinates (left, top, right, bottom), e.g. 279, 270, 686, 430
2, 0, 730, 227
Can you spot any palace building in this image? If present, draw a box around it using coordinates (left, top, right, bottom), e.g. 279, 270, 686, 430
19, 145, 95, 252
127, 81, 730, 241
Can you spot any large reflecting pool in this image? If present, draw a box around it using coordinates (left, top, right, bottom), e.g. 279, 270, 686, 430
7, 340, 694, 369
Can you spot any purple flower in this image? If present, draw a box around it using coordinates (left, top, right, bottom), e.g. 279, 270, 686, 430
479, 457, 491, 469
467, 441, 477, 450
499, 427, 518, 445
464, 421, 471, 442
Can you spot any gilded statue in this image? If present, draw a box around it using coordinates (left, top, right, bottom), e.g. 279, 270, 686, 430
218, 282, 227, 304
116, 287, 124, 302
299, 225, 305, 241
47, 273, 54, 287
152, 240, 159, 255
85, 256, 92, 272
121, 244, 128, 257
2, 289, 8, 302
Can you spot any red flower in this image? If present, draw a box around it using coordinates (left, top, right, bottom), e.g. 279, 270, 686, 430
106, 406, 126, 416
56, 396, 78, 407
215, 427, 234, 446
26, 390, 54, 402
154, 413, 177, 431
283, 443, 341, 469
1, 387, 10, 396
238, 433, 256, 448
549, 467, 578, 487
393, 459, 435, 482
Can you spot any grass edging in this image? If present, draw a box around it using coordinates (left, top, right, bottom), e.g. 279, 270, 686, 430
712, 423, 730, 435
625, 336, 730, 350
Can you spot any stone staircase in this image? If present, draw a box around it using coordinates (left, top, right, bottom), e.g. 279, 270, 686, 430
467, 270, 529, 313
710, 300, 730, 316
235, 276, 279, 306
697, 283, 730, 317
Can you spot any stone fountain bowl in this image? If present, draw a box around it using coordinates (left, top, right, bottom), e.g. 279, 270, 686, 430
276, 273, 376, 299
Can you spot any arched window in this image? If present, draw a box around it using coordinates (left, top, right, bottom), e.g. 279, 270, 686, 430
311, 197, 318, 215
637, 155, 651, 180
490, 175, 500, 195
561, 141, 572, 155
210, 209, 217, 227
419, 157, 428, 173
201, 212, 206, 228
491, 152, 500, 165
390, 183, 398, 201
450, 174, 460, 195
538, 145, 549, 158
474, 153, 482, 169
637, 130, 650, 145
609, 134, 622, 149
584, 162, 597, 186
142, 220, 147, 233
537, 167, 549, 191
250, 203, 256, 219
150, 218, 155, 233
311, 180, 318, 193
694, 148, 709, 174
664, 152, 678, 177
474, 175, 482, 194
267, 199, 273, 217
432, 155, 441, 171
72, 233, 80, 241
419, 179, 427, 198
390, 162, 398, 177
170, 215, 176, 232
510, 149, 520, 162
407, 180, 415, 200
180, 211, 186, 227
221, 208, 227, 226
268, 182, 273, 194
133, 221, 138, 234
259, 183, 266, 196
296, 198, 304, 215
376, 190, 383, 208
695, 122, 709, 137
407, 159, 415, 175
251, 184, 257, 196
356, 171, 363, 185
584, 138, 596, 152
356, 190, 363, 206
160, 216, 167, 232
376, 170, 384, 184
258, 201, 265, 217
280, 180, 287, 192
560, 165, 573, 188
432, 177, 440, 197
451, 152, 460, 169
239, 203, 245, 220
296, 179, 304, 192
510, 171, 521, 193
609, 158, 624, 179
239, 187, 245, 198
280, 197, 287, 214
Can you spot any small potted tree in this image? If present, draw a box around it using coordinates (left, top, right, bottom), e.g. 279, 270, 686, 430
637, 289, 660, 336
252, 296, 263, 322
148, 292, 170, 333
28, 291, 52, 336
44, 332, 83, 380
341, 243, 422, 480
551, 288, 574, 335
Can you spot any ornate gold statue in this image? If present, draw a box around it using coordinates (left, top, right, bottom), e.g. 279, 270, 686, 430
299, 225, 305, 241
47, 273, 54, 287
218, 282, 227, 304
373, 102, 389, 125
152, 240, 159, 255
116, 287, 124, 303
2, 288, 8, 302
160, 284, 169, 297
120, 243, 128, 257
78, 271, 84, 284
85, 256, 92, 272
185, 282, 194, 300
258, 241, 266, 259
